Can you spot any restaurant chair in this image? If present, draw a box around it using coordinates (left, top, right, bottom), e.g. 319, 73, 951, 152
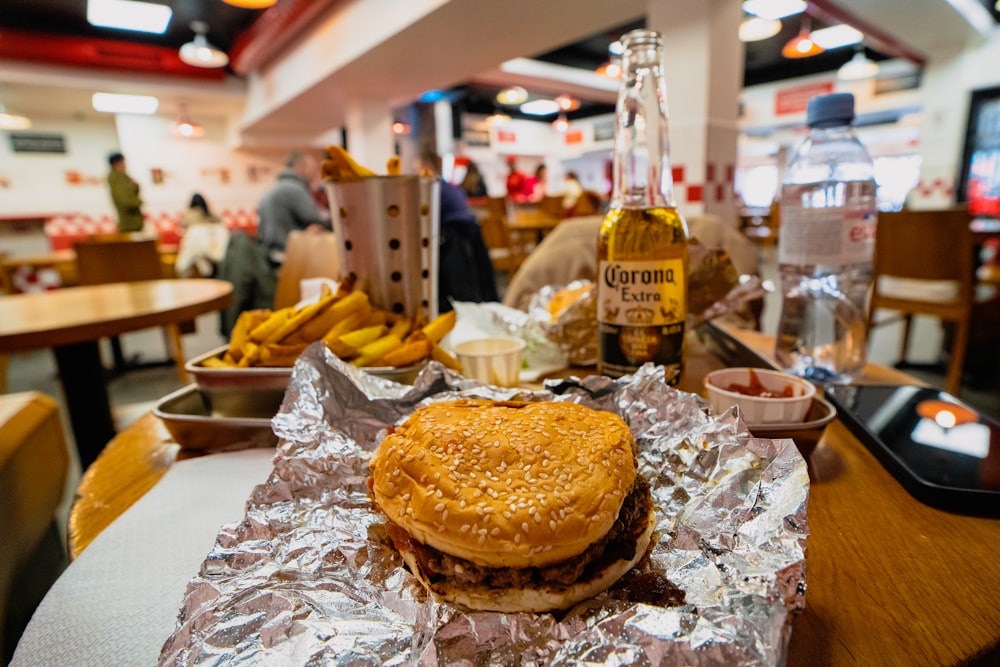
74, 237, 189, 383
0, 392, 69, 664
273, 230, 342, 309
867, 208, 1000, 395
0, 254, 12, 394
479, 197, 534, 274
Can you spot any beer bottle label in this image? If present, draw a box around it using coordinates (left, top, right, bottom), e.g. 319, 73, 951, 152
597, 258, 686, 378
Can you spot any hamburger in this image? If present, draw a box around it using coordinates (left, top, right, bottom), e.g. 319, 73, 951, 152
370, 399, 656, 613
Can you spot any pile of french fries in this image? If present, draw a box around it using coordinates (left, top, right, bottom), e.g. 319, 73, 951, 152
201, 282, 461, 371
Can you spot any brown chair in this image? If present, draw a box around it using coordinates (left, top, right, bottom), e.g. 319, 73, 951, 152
867, 209, 1000, 394
479, 197, 534, 274
273, 231, 342, 309
0, 392, 69, 663
0, 254, 12, 394
74, 236, 188, 382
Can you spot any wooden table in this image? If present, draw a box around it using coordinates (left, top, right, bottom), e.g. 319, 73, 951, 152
0, 246, 179, 290
67, 324, 1000, 665
0, 279, 232, 470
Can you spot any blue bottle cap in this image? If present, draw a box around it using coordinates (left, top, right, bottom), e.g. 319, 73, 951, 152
806, 93, 856, 128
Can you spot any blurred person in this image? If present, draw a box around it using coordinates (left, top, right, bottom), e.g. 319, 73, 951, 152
180, 192, 221, 227
505, 157, 529, 201
417, 149, 499, 310
562, 171, 584, 215
106, 152, 144, 232
524, 163, 548, 202
256, 150, 330, 267
176, 193, 229, 278
460, 160, 487, 198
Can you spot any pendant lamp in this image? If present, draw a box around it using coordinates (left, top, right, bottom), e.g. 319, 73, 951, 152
220, 0, 276, 7
838, 49, 879, 81
179, 21, 229, 68
781, 18, 824, 58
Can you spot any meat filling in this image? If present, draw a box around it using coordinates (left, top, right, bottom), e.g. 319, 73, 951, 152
387, 477, 653, 590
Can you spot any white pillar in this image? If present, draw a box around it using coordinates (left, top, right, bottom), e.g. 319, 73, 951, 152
344, 96, 395, 173
648, 0, 744, 225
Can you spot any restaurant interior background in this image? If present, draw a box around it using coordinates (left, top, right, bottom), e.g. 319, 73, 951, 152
2, 1, 1000, 449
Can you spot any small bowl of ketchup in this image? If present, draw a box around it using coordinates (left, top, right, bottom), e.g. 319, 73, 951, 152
703, 367, 816, 425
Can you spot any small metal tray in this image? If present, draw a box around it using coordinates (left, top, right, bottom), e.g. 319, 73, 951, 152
186, 345, 425, 418
153, 384, 278, 451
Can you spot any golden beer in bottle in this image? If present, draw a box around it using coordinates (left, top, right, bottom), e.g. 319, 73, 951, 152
597, 29, 688, 383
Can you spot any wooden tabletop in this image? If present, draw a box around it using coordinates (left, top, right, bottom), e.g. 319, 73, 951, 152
68, 325, 1000, 665
0, 279, 232, 352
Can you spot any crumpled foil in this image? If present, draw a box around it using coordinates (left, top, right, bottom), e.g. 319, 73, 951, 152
160, 343, 809, 666
527, 241, 769, 365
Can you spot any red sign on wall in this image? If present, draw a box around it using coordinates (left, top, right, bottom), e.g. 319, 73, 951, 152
774, 81, 834, 115
496, 130, 516, 143
564, 130, 584, 144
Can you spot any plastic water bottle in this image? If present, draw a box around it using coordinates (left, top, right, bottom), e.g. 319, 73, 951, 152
774, 92, 877, 383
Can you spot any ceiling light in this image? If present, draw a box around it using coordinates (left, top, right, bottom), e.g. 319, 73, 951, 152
739, 16, 782, 42
838, 49, 880, 80
555, 94, 580, 111
0, 104, 32, 130
486, 111, 511, 127
608, 40, 624, 56
496, 86, 528, 105
92, 92, 159, 114
811, 24, 864, 49
392, 121, 411, 135
520, 99, 560, 116
742, 0, 806, 20
782, 19, 824, 59
171, 106, 205, 138
87, 0, 172, 34
552, 114, 570, 132
596, 60, 622, 78
179, 21, 229, 68
220, 0, 277, 7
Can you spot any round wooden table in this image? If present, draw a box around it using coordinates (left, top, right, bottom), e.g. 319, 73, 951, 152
0, 278, 232, 470
68, 325, 1000, 665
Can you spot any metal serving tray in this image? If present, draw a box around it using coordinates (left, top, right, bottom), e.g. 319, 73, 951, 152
186, 345, 425, 419
153, 384, 278, 451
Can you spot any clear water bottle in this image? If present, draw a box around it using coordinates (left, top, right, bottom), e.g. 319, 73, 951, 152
774, 92, 877, 383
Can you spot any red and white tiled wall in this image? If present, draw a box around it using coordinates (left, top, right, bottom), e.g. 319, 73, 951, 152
44, 208, 258, 250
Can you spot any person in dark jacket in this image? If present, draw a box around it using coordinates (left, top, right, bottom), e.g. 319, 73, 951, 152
256, 151, 330, 266
106, 152, 144, 232
417, 150, 499, 311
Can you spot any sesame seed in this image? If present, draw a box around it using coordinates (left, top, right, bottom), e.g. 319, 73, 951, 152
434, 503, 445, 512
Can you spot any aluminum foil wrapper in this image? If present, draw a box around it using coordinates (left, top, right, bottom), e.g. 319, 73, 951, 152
528, 242, 769, 365
160, 343, 809, 666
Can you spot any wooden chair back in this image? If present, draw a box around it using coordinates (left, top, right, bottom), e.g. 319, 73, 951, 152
867, 208, 983, 393
0, 392, 68, 660
478, 197, 531, 274
74, 237, 162, 285
273, 231, 342, 309
74, 237, 188, 381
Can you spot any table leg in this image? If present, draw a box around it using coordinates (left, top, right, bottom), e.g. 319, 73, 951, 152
53, 341, 116, 471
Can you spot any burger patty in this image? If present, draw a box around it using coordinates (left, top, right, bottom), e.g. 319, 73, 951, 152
387, 476, 653, 590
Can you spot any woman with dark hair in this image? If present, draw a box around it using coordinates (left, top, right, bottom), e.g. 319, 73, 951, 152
176, 192, 229, 277
180, 192, 220, 227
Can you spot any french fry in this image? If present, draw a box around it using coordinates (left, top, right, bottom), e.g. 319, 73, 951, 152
200, 356, 233, 368
338, 324, 388, 350
363, 308, 390, 328
352, 333, 403, 367
236, 341, 261, 367
386, 155, 401, 175
264, 292, 337, 344
431, 342, 463, 371
376, 338, 432, 368
294, 291, 370, 343
323, 145, 376, 181
227, 309, 270, 362
421, 310, 457, 343
388, 315, 412, 340
259, 342, 310, 367
321, 309, 370, 345
248, 308, 294, 344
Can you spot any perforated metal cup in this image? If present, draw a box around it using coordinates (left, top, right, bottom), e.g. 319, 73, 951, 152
326, 175, 440, 318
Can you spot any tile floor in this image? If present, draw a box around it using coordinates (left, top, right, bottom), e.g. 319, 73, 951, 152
5, 249, 999, 542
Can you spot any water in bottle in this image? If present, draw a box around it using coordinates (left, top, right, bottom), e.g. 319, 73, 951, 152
774, 92, 877, 383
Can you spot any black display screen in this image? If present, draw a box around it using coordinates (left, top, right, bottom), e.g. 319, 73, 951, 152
826, 384, 1000, 515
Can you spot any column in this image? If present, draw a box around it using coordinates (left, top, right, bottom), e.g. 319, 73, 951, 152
344, 96, 395, 173
647, 0, 744, 226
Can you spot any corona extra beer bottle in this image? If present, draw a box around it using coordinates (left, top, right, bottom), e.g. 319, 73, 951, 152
597, 29, 689, 383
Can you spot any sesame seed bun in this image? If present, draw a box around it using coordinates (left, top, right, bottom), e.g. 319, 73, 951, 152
371, 400, 637, 569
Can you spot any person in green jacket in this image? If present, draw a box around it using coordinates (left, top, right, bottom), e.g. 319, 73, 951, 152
107, 152, 144, 232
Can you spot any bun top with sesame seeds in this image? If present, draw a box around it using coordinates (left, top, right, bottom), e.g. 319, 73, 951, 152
370, 399, 636, 569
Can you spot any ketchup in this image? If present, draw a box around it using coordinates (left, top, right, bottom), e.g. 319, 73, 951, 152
724, 369, 794, 398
